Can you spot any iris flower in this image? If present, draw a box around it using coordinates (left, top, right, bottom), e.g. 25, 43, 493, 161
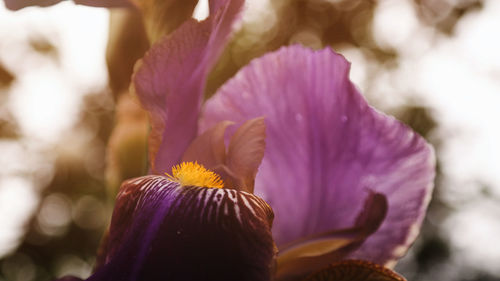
49, 0, 434, 280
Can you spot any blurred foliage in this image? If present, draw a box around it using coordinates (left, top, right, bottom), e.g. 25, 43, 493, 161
29, 37, 59, 62
0, 91, 114, 280
0, 63, 15, 89
0, 0, 496, 280
415, 0, 484, 34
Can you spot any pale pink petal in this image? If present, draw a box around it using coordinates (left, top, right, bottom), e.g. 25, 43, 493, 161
201, 45, 435, 265
181, 121, 233, 169
132, 0, 244, 174
226, 116, 266, 193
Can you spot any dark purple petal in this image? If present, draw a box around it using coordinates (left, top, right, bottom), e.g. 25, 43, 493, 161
93, 175, 275, 281
132, 0, 244, 174
302, 260, 407, 281
201, 45, 435, 265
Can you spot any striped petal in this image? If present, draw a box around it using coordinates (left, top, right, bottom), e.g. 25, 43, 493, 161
92, 175, 275, 281
201, 45, 435, 266
132, 0, 244, 174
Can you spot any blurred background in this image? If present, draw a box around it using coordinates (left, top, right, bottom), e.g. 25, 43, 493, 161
0, 0, 499, 280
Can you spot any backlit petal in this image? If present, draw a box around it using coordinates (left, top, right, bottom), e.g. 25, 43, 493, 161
181, 120, 233, 169
132, 0, 244, 174
182, 117, 267, 192
92, 175, 275, 281
201, 45, 435, 265
226, 117, 266, 193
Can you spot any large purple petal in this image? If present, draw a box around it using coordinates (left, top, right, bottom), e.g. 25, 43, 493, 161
200, 45, 435, 265
132, 0, 244, 174
92, 175, 275, 281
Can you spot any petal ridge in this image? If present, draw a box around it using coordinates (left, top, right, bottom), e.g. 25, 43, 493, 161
132, 0, 244, 174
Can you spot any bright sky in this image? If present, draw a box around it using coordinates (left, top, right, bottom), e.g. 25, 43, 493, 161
0, 2, 108, 256
368, 0, 500, 274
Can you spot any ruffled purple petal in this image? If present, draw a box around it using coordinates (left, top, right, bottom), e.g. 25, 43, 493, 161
201, 45, 435, 265
132, 0, 244, 174
3, 0, 131, 10
92, 175, 275, 281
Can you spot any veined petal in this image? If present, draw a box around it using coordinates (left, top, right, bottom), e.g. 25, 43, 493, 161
181, 120, 233, 170
225, 116, 266, 193
181, 117, 266, 192
93, 175, 275, 281
3, 0, 132, 10
132, 0, 244, 174
201, 45, 435, 265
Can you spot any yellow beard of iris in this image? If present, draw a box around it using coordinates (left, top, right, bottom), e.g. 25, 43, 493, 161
166, 162, 224, 189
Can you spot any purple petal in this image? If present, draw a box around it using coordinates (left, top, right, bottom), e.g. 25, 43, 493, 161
225, 117, 266, 193
3, 0, 131, 10
275, 192, 387, 281
201, 45, 435, 265
181, 121, 233, 169
93, 175, 275, 281
132, 0, 244, 174
181, 117, 266, 193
